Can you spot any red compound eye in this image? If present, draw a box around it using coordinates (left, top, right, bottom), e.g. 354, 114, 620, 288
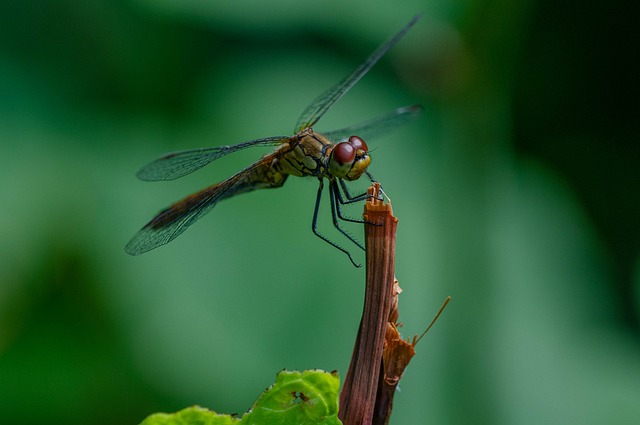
333, 142, 356, 165
348, 135, 368, 152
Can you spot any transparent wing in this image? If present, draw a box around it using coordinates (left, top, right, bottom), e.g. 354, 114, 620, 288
294, 14, 421, 133
125, 153, 280, 255
136, 136, 288, 181
321, 104, 423, 143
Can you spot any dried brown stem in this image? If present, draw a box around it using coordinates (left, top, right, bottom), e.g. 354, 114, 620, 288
339, 183, 450, 424
339, 183, 397, 425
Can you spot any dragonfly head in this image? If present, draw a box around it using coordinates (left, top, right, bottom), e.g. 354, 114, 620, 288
328, 135, 371, 181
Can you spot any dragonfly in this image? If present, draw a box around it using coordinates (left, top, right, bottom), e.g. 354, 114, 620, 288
125, 15, 422, 266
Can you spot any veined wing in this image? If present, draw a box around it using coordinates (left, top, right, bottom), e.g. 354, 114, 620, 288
294, 14, 421, 133
321, 104, 423, 143
126, 152, 283, 255
137, 136, 288, 181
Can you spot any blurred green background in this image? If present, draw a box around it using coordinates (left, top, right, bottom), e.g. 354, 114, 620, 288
1, 0, 638, 424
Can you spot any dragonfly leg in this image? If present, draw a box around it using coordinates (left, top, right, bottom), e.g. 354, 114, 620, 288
365, 171, 385, 201
332, 180, 368, 224
312, 179, 361, 267
335, 180, 382, 227
337, 177, 383, 204
329, 182, 366, 251
337, 179, 371, 204
359, 171, 389, 204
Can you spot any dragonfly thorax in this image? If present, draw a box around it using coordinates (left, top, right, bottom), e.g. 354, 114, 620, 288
274, 131, 332, 178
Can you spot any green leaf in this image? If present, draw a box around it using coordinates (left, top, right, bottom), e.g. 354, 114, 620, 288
242, 370, 341, 425
138, 370, 341, 425
140, 405, 239, 425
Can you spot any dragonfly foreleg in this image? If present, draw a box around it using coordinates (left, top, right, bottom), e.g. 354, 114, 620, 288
337, 179, 371, 204
329, 182, 366, 251
312, 179, 361, 267
365, 171, 384, 201
332, 180, 368, 224
366, 175, 391, 204
334, 180, 381, 227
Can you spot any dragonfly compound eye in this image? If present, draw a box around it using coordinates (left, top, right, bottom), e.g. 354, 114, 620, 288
332, 142, 356, 165
348, 135, 368, 153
